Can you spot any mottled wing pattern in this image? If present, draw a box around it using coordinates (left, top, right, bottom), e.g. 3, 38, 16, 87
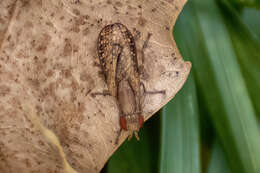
97, 23, 139, 100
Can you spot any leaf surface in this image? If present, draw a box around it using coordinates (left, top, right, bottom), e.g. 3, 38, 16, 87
0, 0, 190, 172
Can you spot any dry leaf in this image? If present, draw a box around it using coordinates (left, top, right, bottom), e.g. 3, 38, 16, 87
0, 0, 191, 172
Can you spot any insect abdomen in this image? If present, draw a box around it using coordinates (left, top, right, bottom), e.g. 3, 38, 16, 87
97, 23, 142, 135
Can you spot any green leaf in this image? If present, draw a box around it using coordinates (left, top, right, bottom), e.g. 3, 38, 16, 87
208, 140, 231, 173
226, 0, 260, 9
219, 0, 260, 119
159, 73, 201, 173
174, 0, 260, 173
241, 8, 260, 38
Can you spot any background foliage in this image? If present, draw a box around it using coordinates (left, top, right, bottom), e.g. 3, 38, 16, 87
102, 0, 260, 172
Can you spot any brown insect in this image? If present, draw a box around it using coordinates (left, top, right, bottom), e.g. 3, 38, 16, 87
95, 23, 164, 142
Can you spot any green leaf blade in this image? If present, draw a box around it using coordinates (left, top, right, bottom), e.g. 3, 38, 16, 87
159, 74, 201, 173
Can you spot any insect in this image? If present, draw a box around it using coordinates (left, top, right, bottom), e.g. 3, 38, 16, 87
95, 23, 165, 143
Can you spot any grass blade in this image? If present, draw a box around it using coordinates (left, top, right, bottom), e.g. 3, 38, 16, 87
159, 73, 201, 173
219, 0, 260, 118
174, 0, 260, 172
207, 140, 231, 173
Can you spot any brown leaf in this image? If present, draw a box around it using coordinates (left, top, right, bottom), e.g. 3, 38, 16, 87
0, 0, 190, 172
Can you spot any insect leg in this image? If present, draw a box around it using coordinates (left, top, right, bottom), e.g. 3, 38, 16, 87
127, 132, 133, 141
141, 33, 152, 64
140, 82, 166, 95
91, 90, 111, 97
139, 82, 165, 112
134, 131, 140, 140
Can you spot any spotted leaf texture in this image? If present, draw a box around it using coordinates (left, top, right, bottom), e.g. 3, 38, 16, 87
0, 0, 191, 172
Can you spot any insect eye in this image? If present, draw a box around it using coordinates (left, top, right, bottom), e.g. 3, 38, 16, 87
138, 115, 144, 128
120, 116, 127, 130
